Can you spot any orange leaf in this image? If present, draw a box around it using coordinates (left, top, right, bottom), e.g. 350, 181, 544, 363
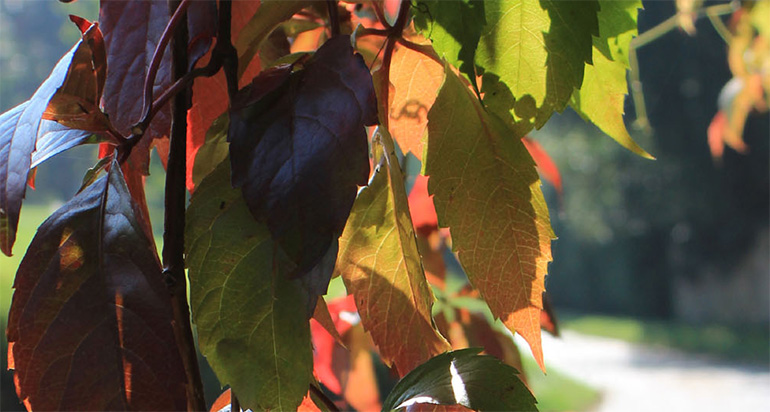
387, 40, 444, 160
209, 389, 232, 412
522, 136, 562, 193
186, 0, 261, 192
298, 393, 322, 412
425, 67, 554, 372
708, 110, 727, 160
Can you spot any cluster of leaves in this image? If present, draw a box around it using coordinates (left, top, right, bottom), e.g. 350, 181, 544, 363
0, 0, 649, 411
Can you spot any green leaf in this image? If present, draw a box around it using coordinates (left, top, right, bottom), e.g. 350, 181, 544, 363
425, 65, 554, 371
336, 128, 450, 376
380, 348, 536, 412
477, 0, 599, 128
186, 160, 312, 411
412, 0, 485, 91
235, 0, 311, 77
569, 0, 653, 159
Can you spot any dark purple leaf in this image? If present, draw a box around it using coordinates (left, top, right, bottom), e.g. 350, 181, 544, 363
99, 0, 172, 173
228, 35, 377, 276
7, 158, 187, 410
30, 121, 95, 169
0, 20, 105, 256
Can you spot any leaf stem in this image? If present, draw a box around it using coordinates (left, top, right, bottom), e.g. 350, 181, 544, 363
309, 384, 340, 412
326, 0, 340, 37
396, 37, 441, 64
165, 1, 205, 410
377, 0, 412, 129
139, 0, 193, 133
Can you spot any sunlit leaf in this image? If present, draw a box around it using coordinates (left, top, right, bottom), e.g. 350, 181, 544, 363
337, 128, 450, 376
425, 66, 554, 371
229, 35, 377, 277
0, 18, 106, 256
569, 0, 653, 159
186, 159, 313, 411
381, 348, 536, 412
7, 158, 187, 410
386, 40, 445, 160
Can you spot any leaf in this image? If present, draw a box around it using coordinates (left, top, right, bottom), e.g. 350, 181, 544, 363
479, 0, 599, 128
235, 0, 311, 77
42, 16, 111, 133
412, 0, 485, 91
380, 348, 536, 412
386, 40, 445, 160
186, 159, 313, 411
521, 137, 562, 194
310, 295, 357, 396
0, 20, 106, 256
425, 66, 554, 371
569, 0, 653, 159
229, 35, 377, 276
6, 158, 187, 410
337, 128, 450, 376
408, 175, 439, 236
187, 0, 262, 191
187, 0, 218, 69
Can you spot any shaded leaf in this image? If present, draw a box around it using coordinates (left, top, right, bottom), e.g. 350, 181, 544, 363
0, 20, 106, 256
187, 0, 262, 191
569, 0, 653, 159
408, 175, 439, 237
235, 0, 311, 77
381, 348, 536, 412
386, 40, 445, 160
7, 158, 187, 410
337, 128, 450, 376
187, 0, 218, 70
425, 66, 554, 371
186, 159, 313, 411
310, 295, 358, 396
229, 35, 376, 276
540, 291, 559, 337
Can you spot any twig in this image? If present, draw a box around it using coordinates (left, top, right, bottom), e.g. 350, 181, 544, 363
309, 384, 340, 412
327, 0, 340, 37
164, 1, 205, 410
396, 37, 442, 64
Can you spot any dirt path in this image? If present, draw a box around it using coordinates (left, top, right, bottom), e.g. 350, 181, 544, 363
532, 331, 770, 411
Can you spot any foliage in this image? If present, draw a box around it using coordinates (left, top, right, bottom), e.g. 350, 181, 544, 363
0, 0, 664, 410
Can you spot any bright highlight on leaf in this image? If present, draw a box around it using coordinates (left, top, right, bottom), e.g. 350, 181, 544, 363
381, 348, 536, 412
425, 66, 554, 371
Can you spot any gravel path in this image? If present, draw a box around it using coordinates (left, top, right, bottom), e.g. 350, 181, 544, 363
530, 331, 770, 411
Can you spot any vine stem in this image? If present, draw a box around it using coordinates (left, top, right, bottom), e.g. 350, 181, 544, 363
165, 0, 206, 410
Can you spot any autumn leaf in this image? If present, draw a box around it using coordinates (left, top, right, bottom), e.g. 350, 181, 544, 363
186, 159, 313, 411
408, 175, 439, 236
425, 66, 554, 371
386, 39, 445, 160
381, 348, 536, 412
186, 0, 262, 191
521, 137, 562, 194
569, 0, 653, 159
7, 158, 187, 410
229, 35, 377, 276
337, 128, 450, 376
0, 18, 108, 256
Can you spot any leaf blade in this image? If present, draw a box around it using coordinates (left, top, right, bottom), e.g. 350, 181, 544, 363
425, 66, 554, 371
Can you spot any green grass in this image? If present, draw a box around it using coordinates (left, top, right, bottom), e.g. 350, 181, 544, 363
522, 354, 600, 412
561, 313, 770, 365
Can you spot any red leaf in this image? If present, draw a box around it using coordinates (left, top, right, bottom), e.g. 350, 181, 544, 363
186, 0, 261, 191
7, 158, 187, 410
408, 175, 439, 236
298, 392, 322, 412
209, 389, 232, 412
522, 136, 562, 193
708, 110, 727, 160
311, 295, 358, 395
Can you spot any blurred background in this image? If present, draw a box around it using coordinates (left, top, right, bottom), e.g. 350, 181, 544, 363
0, 1, 767, 411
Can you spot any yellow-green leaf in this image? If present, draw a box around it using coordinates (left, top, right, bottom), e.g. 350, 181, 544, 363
425, 66, 554, 371
336, 128, 450, 376
569, 0, 654, 159
186, 160, 312, 411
